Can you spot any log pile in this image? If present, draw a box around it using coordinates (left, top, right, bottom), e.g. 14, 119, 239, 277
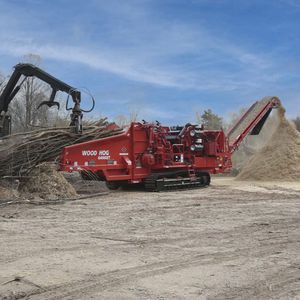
0, 118, 122, 178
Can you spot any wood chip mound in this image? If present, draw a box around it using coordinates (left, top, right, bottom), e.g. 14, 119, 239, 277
0, 185, 19, 200
20, 163, 77, 199
237, 105, 300, 181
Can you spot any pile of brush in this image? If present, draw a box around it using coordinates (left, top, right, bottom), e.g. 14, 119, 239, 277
0, 118, 122, 178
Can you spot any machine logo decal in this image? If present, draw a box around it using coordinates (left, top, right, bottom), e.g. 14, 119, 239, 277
82, 150, 97, 156
119, 146, 128, 156
98, 149, 110, 160
82, 150, 110, 160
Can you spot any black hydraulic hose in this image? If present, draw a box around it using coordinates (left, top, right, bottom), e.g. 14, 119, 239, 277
66, 87, 95, 113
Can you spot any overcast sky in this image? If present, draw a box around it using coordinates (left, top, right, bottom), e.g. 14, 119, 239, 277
0, 0, 299, 123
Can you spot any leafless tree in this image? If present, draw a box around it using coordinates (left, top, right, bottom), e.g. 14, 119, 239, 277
114, 108, 140, 128
129, 109, 139, 122
293, 116, 300, 132
6, 54, 71, 132
0, 71, 6, 94
114, 114, 128, 127
51, 106, 71, 127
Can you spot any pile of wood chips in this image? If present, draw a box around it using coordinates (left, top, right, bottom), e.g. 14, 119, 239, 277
20, 163, 78, 199
237, 105, 300, 181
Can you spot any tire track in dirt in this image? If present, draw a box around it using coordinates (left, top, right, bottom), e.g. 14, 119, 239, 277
27, 251, 247, 299
1, 182, 299, 299
26, 239, 300, 300
211, 265, 300, 299
3, 214, 299, 267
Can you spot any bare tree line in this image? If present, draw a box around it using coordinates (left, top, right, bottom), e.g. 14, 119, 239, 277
0, 71, 5, 94
1, 54, 299, 135
114, 110, 139, 128
1, 54, 70, 133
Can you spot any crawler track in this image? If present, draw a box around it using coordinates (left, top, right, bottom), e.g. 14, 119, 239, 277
144, 171, 210, 192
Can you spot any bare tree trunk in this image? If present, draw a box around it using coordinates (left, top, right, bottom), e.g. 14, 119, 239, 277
25, 79, 30, 130
0, 72, 6, 94
8, 54, 55, 132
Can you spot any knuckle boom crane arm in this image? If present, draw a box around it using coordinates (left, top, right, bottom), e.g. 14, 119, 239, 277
0, 63, 95, 136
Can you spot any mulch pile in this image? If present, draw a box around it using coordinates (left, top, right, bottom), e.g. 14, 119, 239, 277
237, 105, 300, 181
20, 163, 77, 199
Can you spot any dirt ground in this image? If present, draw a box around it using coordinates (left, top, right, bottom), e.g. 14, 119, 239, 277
0, 178, 300, 300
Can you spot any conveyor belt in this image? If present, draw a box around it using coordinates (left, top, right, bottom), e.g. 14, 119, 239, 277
227, 97, 274, 145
